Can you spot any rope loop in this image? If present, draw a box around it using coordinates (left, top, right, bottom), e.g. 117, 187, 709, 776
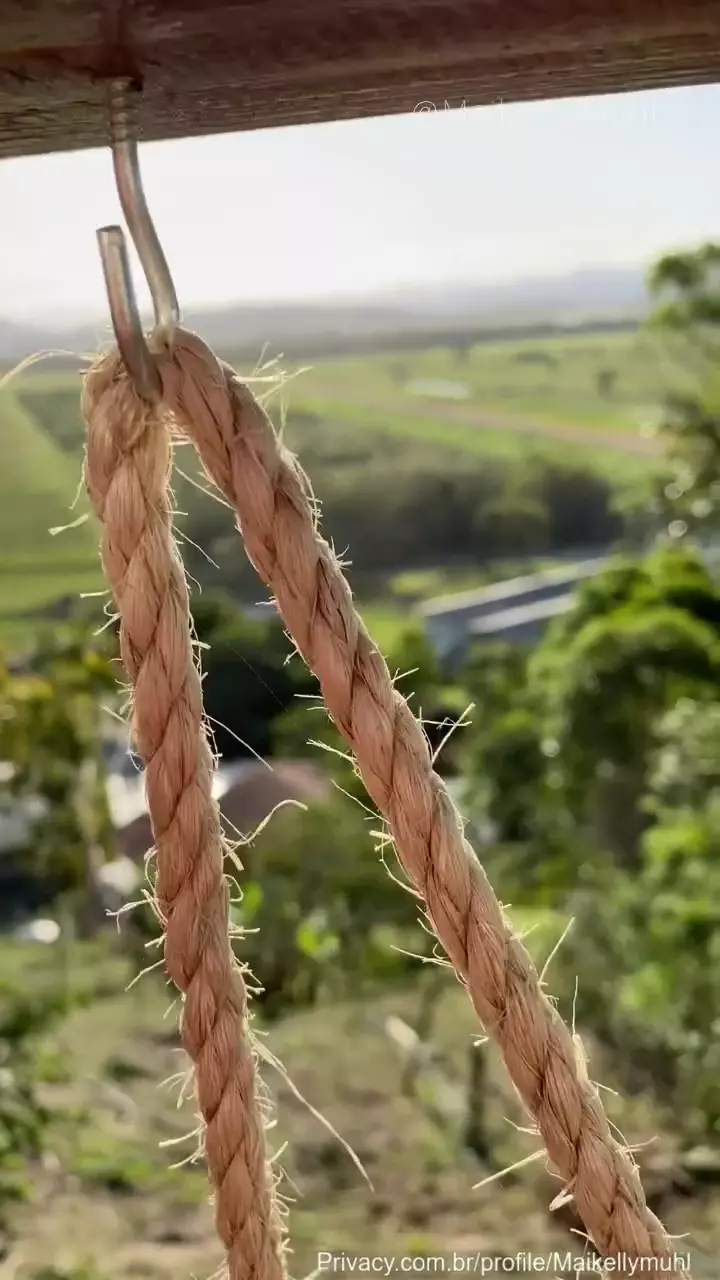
82, 329, 690, 1280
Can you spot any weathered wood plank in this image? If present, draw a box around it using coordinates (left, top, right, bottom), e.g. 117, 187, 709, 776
2, 0, 720, 158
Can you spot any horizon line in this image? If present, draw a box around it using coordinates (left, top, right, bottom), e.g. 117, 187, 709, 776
2, 254, 662, 329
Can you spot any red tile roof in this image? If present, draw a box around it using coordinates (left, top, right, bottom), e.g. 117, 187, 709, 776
116, 759, 330, 865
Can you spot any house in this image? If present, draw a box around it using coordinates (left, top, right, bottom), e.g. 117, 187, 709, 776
420, 536, 720, 667
418, 556, 608, 666
115, 758, 330, 864
467, 592, 574, 645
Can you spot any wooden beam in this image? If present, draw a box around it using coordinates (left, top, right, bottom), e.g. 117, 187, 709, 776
2, 0, 720, 158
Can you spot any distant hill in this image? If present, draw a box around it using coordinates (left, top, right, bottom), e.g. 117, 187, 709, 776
396, 266, 649, 321
0, 263, 649, 365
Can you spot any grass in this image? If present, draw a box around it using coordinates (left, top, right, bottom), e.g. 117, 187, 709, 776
0, 386, 102, 635
0, 569, 104, 617
272, 326, 675, 481
283, 396, 657, 487
0, 389, 84, 536
358, 603, 410, 651
2, 928, 717, 1279
264, 328, 678, 488
284, 328, 676, 434
15, 330, 672, 477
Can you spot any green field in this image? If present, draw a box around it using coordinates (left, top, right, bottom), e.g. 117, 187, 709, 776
0, 386, 103, 636
14, 325, 672, 453
285, 327, 674, 435
1, 326, 673, 640
261, 327, 676, 484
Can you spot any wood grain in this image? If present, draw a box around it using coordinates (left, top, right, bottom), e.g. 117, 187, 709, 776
2, 0, 720, 157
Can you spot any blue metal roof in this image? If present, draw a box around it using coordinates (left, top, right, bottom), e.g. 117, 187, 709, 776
419, 556, 607, 621
468, 592, 573, 637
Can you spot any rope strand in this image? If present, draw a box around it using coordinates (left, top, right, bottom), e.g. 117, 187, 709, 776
155, 329, 686, 1277
81, 355, 287, 1280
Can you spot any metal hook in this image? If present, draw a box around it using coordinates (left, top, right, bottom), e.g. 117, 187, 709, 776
96, 79, 180, 402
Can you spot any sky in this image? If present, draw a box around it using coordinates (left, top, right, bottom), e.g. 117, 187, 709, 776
1, 83, 719, 322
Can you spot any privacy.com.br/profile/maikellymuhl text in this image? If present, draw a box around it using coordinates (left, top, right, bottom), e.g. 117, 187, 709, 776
315, 1251, 694, 1275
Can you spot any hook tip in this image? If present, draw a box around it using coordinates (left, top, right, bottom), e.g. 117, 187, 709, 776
97, 226, 162, 404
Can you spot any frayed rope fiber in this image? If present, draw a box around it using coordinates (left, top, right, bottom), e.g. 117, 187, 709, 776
81, 329, 688, 1280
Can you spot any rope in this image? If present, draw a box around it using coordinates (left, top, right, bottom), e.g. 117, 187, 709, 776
82, 330, 688, 1279
81, 357, 287, 1280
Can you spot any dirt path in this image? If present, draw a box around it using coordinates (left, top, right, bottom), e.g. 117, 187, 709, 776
321, 390, 664, 456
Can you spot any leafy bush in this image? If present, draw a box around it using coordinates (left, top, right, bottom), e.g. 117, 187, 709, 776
459, 538, 720, 1139
233, 796, 425, 1018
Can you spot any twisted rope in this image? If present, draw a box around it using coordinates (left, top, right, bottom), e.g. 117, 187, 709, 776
81, 358, 287, 1280
83, 328, 688, 1279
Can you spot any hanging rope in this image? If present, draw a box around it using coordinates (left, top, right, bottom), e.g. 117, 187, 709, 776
81, 357, 287, 1280
81, 330, 688, 1279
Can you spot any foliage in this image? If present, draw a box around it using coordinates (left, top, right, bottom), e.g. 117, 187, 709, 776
550, 700, 720, 1141
0, 624, 117, 914
647, 242, 720, 537
0, 944, 105, 1222
242, 621, 456, 1017
459, 519, 720, 1138
634, 697, 720, 1136
647, 695, 720, 807
458, 544, 720, 876
648, 243, 720, 331
460, 645, 543, 845
190, 592, 318, 761
233, 796, 423, 1017
529, 545, 720, 864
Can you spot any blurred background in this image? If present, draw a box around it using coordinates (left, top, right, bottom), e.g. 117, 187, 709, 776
0, 85, 718, 1277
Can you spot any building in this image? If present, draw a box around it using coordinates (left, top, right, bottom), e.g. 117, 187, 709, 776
116, 758, 330, 865
418, 556, 608, 666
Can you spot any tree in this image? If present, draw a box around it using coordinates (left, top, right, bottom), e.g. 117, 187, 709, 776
649, 243, 720, 332
473, 495, 550, 557
233, 795, 423, 1017
459, 644, 542, 843
561, 697, 720, 1141
0, 624, 117, 922
190, 592, 318, 761
596, 367, 617, 398
461, 549, 720, 1139
530, 545, 720, 866
646, 242, 720, 538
